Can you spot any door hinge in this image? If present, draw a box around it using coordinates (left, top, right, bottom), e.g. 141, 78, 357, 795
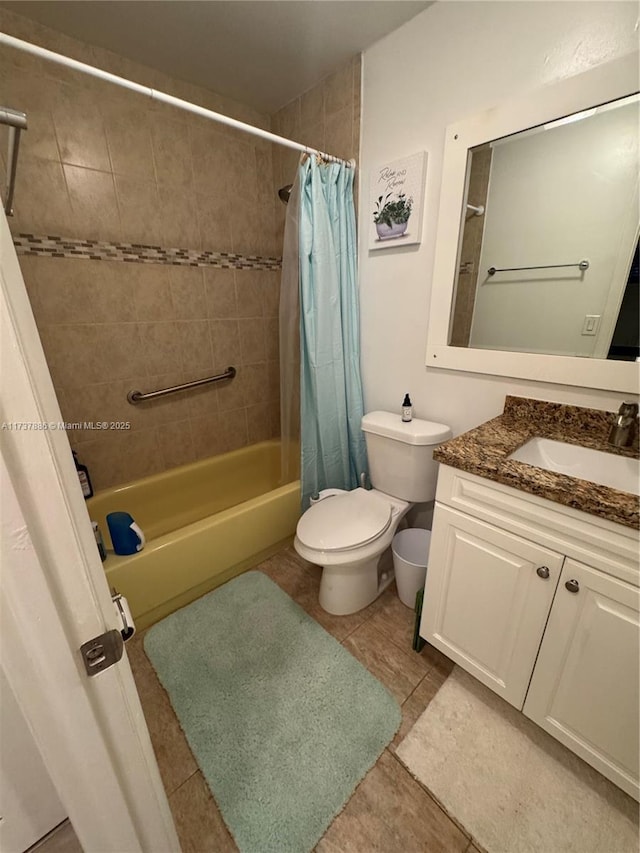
80, 629, 124, 677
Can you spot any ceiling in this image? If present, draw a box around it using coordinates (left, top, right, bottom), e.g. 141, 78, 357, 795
1, 1, 432, 113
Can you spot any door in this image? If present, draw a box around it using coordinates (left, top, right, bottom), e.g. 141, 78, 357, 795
0, 211, 180, 850
0, 667, 66, 852
523, 559, 640, 800
421, 505, 564, 708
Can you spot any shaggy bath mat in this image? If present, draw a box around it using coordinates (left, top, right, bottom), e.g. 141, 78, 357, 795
396, 667, 639, 853
144, 571, 400, 853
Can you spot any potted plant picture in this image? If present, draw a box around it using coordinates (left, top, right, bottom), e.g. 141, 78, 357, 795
369, 152, 426, 250
373, 192, 414, 239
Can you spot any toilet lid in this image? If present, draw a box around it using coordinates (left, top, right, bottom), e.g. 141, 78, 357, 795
297, 489, 392, 552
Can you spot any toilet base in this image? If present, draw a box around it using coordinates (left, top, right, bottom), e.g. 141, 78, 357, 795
318, 549, 395, 616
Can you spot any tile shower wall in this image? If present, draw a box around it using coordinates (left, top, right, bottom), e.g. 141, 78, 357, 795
271, 55, 361, 246
0, 8, 281, 489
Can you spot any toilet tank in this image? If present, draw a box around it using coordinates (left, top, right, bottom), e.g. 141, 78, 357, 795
361, 411, 451, 502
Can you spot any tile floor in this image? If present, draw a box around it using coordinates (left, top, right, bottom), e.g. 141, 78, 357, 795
125, 544, 483, 853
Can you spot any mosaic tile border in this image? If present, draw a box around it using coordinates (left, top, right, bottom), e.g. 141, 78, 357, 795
13, 234, 282, 271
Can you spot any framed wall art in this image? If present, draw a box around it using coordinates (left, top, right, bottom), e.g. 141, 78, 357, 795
369, 151, 427, 250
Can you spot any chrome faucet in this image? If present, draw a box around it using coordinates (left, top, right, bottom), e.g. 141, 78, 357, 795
608, 401, 639, 448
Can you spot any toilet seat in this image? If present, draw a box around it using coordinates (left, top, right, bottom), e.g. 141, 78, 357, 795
296, 488, 392, 552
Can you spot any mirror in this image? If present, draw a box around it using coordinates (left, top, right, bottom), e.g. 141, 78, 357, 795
427, 52, 640, 393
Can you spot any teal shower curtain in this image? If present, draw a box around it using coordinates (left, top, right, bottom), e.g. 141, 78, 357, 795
298, 157, 368, 509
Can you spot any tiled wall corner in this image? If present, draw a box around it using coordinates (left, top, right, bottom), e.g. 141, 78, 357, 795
270, 55, 362, 247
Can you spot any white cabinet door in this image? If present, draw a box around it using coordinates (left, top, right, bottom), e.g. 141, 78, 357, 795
523, 559, 640, 800
421, 505, 564, 708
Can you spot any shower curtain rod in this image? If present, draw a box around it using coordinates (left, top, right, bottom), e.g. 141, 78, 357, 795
0, 32, 353, 168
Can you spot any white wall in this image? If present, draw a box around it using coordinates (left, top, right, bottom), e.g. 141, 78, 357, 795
358, 1, 639, 438
470, 101, 638, 357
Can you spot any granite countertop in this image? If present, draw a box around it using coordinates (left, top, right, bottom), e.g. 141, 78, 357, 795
434, 396, 640, 530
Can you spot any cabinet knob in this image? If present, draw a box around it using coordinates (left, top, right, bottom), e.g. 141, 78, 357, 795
536, 566, 550, 579
565, 579, 580, 593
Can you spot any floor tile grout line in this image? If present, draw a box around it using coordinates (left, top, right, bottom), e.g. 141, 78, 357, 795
386, 748, 475, 845
168, 767, 201, 799
399, 665, 435, 709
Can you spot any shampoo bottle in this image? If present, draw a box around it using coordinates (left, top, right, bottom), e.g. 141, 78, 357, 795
402, 393, 412, 422
73, 451, 93, 499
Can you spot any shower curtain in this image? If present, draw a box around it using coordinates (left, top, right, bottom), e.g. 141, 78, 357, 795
279, 171, 301, 485
295, 156, 369, 509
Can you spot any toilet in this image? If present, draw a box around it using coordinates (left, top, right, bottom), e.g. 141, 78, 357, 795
294, 411, 451, 615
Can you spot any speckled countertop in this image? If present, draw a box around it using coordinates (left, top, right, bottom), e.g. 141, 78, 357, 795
434, 396, 639, 530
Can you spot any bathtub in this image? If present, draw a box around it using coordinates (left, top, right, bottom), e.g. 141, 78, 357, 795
87, 440, 300, 630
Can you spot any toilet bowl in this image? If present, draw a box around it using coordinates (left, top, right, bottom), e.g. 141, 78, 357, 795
294, 487, 410, 615
294, 411, 451, 616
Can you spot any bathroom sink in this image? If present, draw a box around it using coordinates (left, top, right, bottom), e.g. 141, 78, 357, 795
508, 438, 640, 496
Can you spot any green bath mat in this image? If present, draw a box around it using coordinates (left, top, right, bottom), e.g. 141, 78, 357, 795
144, 571, 400, 853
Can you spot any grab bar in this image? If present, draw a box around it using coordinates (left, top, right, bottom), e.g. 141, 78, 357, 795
127, 366, 236, 404
1, 106, 27, 216
488, 259, 589, 276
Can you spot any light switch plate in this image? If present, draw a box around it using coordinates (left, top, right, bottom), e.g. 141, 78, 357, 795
581, 314, 601, 336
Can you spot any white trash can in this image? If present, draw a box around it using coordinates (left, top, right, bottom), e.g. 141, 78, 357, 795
392, 528, 431, 608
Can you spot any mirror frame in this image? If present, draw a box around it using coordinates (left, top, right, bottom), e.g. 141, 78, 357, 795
426, 51, 640, 393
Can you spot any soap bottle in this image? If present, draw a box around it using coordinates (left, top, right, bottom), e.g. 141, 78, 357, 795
73, 450, 93, 499
92, 521, 107, 562
402, 393, 412, 423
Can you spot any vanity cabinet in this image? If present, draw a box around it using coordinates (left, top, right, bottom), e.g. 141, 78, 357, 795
523, 559, 639, 795
420, 465, 640, 799
421, 505, 564, 707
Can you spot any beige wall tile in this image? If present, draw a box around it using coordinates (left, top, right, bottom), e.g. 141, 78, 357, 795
210, 319, 242, 369
115, 175, 164, 246
323, 61, 354, 116
262, 271, 280, 317
197, 193, 233, 253
104, 106, 156, 181
265, 317, 279, 362
300, 84, 324, 129
10, 157, 72, 236
266, 359, 280, 401
53, 84, 112, 172
190, 411, 223, 460
324, 104, 354, 161
156, 419, 197, 469
101, 322, 148, 381
216, 408, 248, 453
235, 271, 264, 318
230, 204, 268, 256
151, 115, 194, 191
64, 165, 122, 242
187, 381, 220, 419
177, 320, 214, 374
169, 268, 207, 320
238, 317, 266, 364
204, 269, 237, 318
246, 402, 272, 444
190, 125, 235, 198
138, 321, 182, 375
132, 265, 175, 322
158, 184, 199, 250
242, 362, 269, 404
